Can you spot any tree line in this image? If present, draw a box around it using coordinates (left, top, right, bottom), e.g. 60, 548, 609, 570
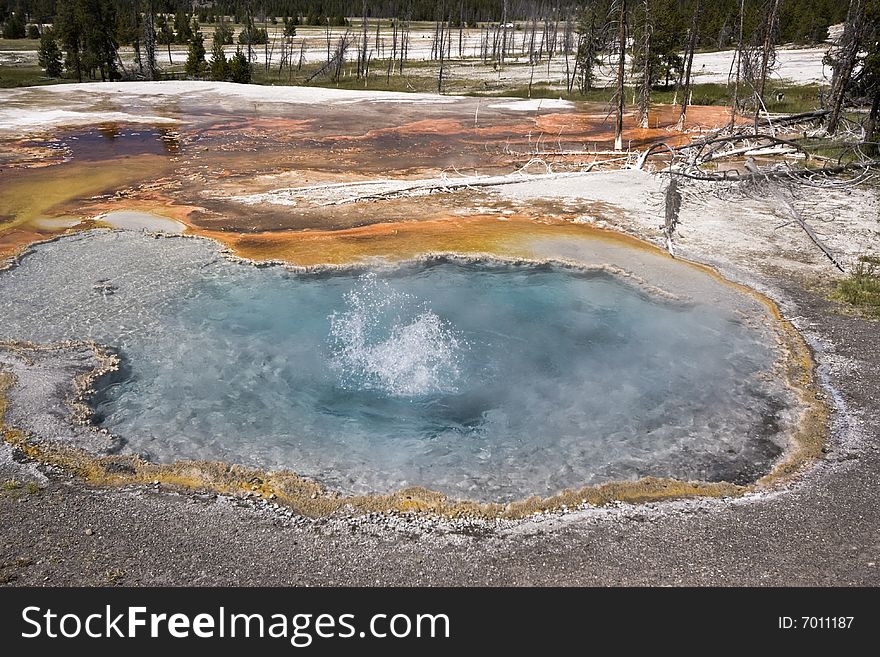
2, 0, 850, 44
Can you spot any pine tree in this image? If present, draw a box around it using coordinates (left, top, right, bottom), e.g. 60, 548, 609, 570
55, 1, 84, 82
284, 15, 297, 37
228, 48, 251, 83
575, 2, 606, 94
209, 31, 228, 80
185, 20, 206, 77
174, 10, 193, 44
38, 28, 63, 77
2, 10, 26, 39
214, 17, 233, 45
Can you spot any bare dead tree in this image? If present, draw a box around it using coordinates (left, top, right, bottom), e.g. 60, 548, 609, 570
614, 0, 628, 151
437, 7, 448, 93
827, 0, 867, 135
398, 7, 410, 74
501, 0, 509, 65
388, 14, 398, 83
635, 0, 653, 129
325, 16, 332, 65
563, 8, 574, 93
459, 1, 464, 58
729, 0, 745, 128
675, 0, 701, 131
754, 0, 783, 131
264, 5, 270, 73
357, 1, 368, 79
376, 17, 381, 55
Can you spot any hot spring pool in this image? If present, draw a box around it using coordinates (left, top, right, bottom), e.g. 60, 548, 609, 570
0, 231, 795, 502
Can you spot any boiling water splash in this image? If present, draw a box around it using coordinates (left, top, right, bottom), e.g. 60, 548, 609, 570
329, 273, 464, 396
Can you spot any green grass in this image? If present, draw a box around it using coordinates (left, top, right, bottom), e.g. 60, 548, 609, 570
832, 255, 880, 317
0, 37, 40, 51
0, 64, 69, 88
1, 479, 43, 496
461, 80, 824, 115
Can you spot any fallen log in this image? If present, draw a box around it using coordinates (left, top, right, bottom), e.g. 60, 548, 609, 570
745, 160, 846, 272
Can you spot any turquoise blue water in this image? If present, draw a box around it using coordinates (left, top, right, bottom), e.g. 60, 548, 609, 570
0, 232, 789, 501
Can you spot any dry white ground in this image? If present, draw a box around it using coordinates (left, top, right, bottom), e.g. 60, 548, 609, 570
1, 23, 829, 89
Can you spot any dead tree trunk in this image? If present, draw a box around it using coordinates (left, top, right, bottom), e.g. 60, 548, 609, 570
663, 176, 682, 255
459, 1, 464, 58
264, 8, 270, 73
730, 0, 745, 128
827, 0, 867, 135
676, 0, 701, 131
437, 11, 447, 93
501, 0, 509, 65
614, 0, 628, 151
358, 1, 368, 79
743, 160, 845, 272
754, 0, 782, 131
637, 0, 652, 129
388, 16, 398, 82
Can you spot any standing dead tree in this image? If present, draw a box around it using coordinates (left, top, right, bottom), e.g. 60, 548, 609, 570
357, 1, 369, 79
437, 7, 449, 93
729, 0, 745, 128
398, 8, 411, 74
755, 0, 783, 131
613, 0, 628, 151
826, 0, 868, 135
387, 12, 398, 83
634, 0, 653, 129
738, 0, 783, 133
675, 0, 701, 131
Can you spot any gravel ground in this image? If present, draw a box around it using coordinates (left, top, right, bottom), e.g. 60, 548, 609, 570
1, 278, 878, 586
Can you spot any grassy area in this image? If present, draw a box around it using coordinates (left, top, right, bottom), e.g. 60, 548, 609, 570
0, 37, 40, 51
1, 479, 42, 496
462, 80, 824, 115
832, 255, 880, 318
0, 64, 69, 88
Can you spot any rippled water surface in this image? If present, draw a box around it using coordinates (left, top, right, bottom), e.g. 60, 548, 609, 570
0, 231, 792, 501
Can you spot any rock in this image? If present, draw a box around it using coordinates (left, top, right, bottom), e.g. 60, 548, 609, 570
84, 528, 94, 536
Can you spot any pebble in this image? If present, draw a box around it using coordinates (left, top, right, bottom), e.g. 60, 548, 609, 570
85, 528, 94, 536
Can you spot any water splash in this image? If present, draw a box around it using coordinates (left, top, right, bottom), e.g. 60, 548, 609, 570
328, 273, 464, 396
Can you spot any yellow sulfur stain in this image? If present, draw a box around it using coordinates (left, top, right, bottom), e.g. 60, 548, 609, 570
0, 155, 171, 256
